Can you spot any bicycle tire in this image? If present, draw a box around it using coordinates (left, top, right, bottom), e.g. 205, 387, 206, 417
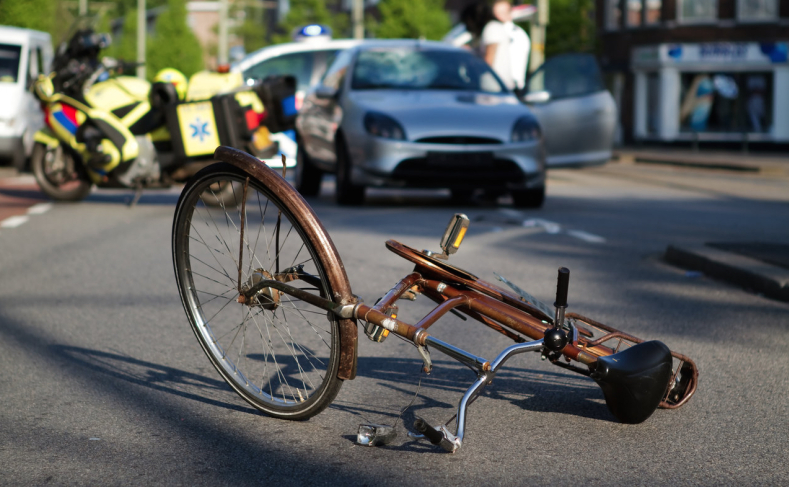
172, 162, 345, 419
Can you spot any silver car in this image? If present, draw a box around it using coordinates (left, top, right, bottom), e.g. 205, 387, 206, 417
295, 40, 546, 206
523, 53, 617, 167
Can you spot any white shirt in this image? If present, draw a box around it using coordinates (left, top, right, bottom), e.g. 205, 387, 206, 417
505, 21, 530, 90
480, 20, 514, 90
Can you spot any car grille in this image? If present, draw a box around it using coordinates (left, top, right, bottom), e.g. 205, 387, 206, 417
391, 156, 525, 188
414, 136, 502, 145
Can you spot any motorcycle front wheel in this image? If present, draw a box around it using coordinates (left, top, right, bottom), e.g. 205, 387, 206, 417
31, 143, 92, 202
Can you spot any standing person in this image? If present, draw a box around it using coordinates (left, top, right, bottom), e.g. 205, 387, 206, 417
493, 0, 530, 93
461, 1, 515, 90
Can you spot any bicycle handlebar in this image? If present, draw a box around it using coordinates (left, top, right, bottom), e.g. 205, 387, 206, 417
413, 417, 444, 445
554, 267, 570, 308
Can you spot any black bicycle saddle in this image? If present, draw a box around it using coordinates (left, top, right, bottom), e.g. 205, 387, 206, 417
592, 340, 673, 424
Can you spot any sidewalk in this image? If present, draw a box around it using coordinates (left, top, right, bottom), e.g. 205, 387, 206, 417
665, 243, 789, 302
613, 147, 789, 175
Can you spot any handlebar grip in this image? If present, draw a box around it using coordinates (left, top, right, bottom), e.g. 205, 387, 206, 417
413, 418, 444, 446
554, 267, 570, 308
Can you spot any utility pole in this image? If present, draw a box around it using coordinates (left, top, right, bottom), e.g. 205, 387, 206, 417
352, 0, 364, 40
137, 0, 146, 79
529, 0, 548, 73
218, 0, 229, 65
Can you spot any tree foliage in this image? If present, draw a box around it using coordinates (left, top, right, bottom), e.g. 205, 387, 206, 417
108, 0, 203, 80
146, 0, 204, 78
542, 0, 596, 58
372, 0, 450, 40
234, 5, 268, 54
272, 0, 348, 44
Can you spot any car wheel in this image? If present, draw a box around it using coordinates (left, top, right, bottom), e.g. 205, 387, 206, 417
335, 135, 364, 206
295, 143, 323, 196
511, 186, 545, 209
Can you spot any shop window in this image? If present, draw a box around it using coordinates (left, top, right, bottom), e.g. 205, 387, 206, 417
645, 0, 662, 24
737, 0, 778, 21
678, 0, 718, 23
606, 0, 623, 30
627, 0, 642, 26
679, 72, 772, 133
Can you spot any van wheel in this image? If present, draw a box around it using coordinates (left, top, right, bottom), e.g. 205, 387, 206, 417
31, 143, 92, 202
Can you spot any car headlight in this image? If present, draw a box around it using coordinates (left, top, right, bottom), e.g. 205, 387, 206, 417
364, 112, 406, 140
511, 116, 541, 142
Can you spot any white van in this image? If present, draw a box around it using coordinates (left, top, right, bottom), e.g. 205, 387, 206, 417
0, 26, 53, 170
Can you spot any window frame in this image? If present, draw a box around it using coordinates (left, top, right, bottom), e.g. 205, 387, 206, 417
736, 0, 779, 23
676, 0, 719, 24
606, 0, 624, 31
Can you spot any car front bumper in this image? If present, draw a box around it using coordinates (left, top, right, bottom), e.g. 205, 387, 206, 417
346, 136, 546, 190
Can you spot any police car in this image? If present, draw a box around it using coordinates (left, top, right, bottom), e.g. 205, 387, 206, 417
232, 25, 360, 168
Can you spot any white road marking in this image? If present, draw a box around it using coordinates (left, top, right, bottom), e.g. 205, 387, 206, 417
495, 208, 606, 243
27, 203, 53, 215
566, 230, 606, 244
522, 218, 562, 234
0, 215, 29, 228
498, 208, 524, 219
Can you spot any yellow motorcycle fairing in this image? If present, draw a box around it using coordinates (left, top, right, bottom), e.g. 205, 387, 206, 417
33, 128, 60, 149
41, 92, 139, 182
86, 76, 162, 134
86, 76, 150, 109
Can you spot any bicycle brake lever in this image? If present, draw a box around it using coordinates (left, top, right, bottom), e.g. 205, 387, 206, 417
415, 343, 432, 374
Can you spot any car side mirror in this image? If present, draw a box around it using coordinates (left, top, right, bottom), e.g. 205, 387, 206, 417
315, 85, 338, 100
523, 90, 551, 104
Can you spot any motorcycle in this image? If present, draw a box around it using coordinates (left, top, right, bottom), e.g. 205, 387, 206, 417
30, 20, 296, 204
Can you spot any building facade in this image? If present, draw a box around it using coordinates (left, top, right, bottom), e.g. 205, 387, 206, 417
596, 0, 789, 144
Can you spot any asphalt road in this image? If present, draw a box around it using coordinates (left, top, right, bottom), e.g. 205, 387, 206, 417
1, 161, 787, 485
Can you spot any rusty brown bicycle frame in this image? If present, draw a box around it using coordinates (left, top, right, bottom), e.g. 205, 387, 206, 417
215, 146, 697, 408
349, 260, 697, 409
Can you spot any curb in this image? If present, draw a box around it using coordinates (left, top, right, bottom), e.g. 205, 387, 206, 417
665, 245, 789, 302
613, 151, 789, 175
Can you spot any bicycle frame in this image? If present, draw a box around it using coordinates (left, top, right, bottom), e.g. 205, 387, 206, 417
243, 239, 698, 453
211, 146, 698, 453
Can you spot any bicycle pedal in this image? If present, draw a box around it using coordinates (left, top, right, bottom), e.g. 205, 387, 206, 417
356, 423, 396, 447
364, 322, 390, 342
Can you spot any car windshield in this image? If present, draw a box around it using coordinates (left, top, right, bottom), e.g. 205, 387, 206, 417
351, 48, 506, 93
243, 51, 317, 92
0, 44, 22, 83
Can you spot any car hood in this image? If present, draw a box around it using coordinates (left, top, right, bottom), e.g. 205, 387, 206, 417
347, 90, 533, 142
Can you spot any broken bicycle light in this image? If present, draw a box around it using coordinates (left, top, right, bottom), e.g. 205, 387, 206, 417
357, 423, 397, 447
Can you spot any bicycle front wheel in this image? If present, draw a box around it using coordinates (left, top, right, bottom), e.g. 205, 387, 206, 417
172, 162, 344, 419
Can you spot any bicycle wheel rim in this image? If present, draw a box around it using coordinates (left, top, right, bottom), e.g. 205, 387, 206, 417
173, 164, 341, 418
